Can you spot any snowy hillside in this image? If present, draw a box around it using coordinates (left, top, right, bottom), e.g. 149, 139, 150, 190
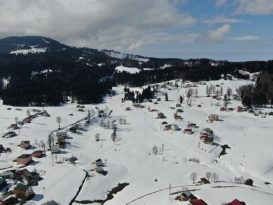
0, 78, 273, 205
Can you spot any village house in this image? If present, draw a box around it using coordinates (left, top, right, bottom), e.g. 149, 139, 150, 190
227, 199, 247, 205
174, 112, 183, 120
157, 112, 166, 119
2, 131, 17, 138
175, 191, 197, 201
190, 199, 208, 205
16, 154, 32, 166
188, 123, 199, 129
164, 124, 172, 131
7, 123, 19, 130
200, 128, 214, 144
32, 150, 44, 158
207, 114, 219, 123
56, 132, 67, 148
183, 128, 193, 135
15, 169, 41, 186
19, 141, 31, 150
198, 177, 210, 185
13, 183, 35, 200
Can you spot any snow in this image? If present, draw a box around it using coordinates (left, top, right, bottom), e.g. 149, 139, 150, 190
10, 46, 47, 55
0, 78, 273, 204
160, 64, 171, 69
103, 50, 149, 62
115, 65, 140, 74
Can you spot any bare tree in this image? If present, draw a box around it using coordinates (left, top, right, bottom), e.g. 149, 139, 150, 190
26, 109, 31, 123
190, 172, 197, 184
195, 88, 199, 98
95, 133, 100, 142
15, 116, 19, 125
227, 87, 233, 99
56, 116, 61, 130
152, 145, 158, 155
206, 172, 212, 181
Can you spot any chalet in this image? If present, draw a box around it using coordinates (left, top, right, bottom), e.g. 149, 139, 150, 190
51, 145, 60, 153
39, 110, 50, 117
237, 106, 244, 112
22, 117, 31, 124
176, 109, 184, 113
125, 107, 131, 111
164, 124, 171, 131
19, 141, 31, 149
220, 107, 226, 111
175, 191, 197, 201
56, 132, 67, 148
15, 169, 41, 186
208, 114, 219, 123
16, 154, 32, 166
188, 123, 199, 129
183, 128, 193, 135
13, 184, 34, 200
227, 199, 246, 205
94, 166, 107, 176
190, 199, 208, 205
93, 159, 104, 167
174, 113, 183, 120
157, 112, 166, 119
0, 177, 7, 190
198, 177, 210, 185
32, 150, 44, 158
200, 128, 214, 144
7, 124, 19, 130
2, 131, 17, 138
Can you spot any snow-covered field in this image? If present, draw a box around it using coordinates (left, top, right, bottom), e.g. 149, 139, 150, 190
1, 78, 273, 205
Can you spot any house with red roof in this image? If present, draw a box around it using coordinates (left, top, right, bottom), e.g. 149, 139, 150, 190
227, 199, 246, 205
190, 199, 208, 205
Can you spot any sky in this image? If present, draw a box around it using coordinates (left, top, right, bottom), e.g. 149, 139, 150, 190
0, 0, 272, 61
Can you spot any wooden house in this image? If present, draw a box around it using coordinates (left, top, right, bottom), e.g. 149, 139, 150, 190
157, 112, 166, 119
163, 124, 171, 131
16, 154, 32, 166
198, 177, 210, 185
19, 141, 31, 149
7, 124, 19, 130
32, 150, 44, 158
2, 131, 17, 138
175, 191, 197, 201
174, 113, 183, 120
13, 184, 34, 200
208, 114, 219, 123
200, 128, 214, 143
183, 128, 193, 135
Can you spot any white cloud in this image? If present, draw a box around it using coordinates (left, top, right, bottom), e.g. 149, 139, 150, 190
236, 0, 273, 15
215, 0, 228, 7
0, 0, 196, 50
232, 35, 259, 41
204, 16, 244, 25
199, 24, 231, 43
